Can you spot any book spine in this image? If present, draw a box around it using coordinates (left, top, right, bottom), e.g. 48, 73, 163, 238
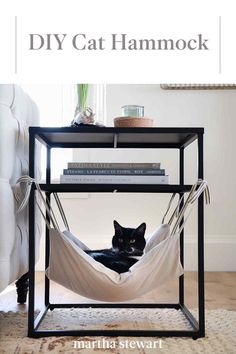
60, 175, 169, 184
67, 162, 161, 169
63, 168, 165, 175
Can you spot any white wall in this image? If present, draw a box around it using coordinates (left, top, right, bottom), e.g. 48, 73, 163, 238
36, 84, 236, 271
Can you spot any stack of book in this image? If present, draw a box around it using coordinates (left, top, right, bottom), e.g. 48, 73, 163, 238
60, 163, 169, 184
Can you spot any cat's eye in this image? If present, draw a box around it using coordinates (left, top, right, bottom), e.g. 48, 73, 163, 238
130, 239, 135, 244
118, 238, 123, 243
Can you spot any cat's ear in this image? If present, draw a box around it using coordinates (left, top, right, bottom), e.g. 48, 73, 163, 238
114, 220, 123, 235
135, 222, 146, 237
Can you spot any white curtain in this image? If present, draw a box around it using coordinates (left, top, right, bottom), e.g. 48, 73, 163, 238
21, 84, 107, 126
21, 84, 107, 180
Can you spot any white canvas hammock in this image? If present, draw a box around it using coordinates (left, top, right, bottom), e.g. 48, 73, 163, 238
14, 177, 209, 302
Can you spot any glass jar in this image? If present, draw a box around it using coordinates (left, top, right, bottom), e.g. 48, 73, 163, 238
121, 105, 144, 117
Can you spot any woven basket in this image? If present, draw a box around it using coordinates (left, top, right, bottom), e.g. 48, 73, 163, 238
114, 116, 153, 128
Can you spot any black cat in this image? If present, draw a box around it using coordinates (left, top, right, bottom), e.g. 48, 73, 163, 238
85, 220, 146, 273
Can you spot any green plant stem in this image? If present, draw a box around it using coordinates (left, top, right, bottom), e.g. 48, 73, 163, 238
77, 84, 89, 111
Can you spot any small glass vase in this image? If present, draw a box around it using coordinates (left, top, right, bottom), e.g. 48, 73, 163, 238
121, 105, 144, 117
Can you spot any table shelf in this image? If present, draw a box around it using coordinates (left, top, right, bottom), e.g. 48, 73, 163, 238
39, 183, 194, 193
30, 126, 203, 149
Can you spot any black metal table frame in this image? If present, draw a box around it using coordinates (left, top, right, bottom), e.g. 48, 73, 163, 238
28, 127, 204, 339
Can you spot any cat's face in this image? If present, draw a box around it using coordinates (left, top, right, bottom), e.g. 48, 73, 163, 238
112, 220, 146, 256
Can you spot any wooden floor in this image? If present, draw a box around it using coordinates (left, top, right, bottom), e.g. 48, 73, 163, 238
0, 272, 236, 312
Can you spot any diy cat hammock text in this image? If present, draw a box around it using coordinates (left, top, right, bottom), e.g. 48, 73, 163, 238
29, 33, 209, 51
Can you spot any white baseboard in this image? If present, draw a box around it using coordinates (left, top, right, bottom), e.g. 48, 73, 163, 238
184, 234, 236, 271
36, 234, 236, 272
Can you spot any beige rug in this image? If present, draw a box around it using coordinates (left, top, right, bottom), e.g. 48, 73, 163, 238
0, 309, 235, 353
